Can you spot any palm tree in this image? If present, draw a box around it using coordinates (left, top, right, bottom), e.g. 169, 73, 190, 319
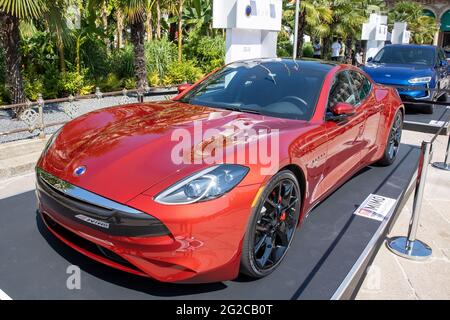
92, 0, 150, 88
44, 0, 74, 73
388, 1, 438, 44
155, 0, 161, 39
0, 0, 44, 107
331, 0, 367, 61
119, 0, 149, 89
177, 0, 184, 62
287, 0, 332, 58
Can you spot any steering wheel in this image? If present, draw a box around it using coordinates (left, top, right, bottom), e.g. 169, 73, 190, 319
279, 96, 309, 115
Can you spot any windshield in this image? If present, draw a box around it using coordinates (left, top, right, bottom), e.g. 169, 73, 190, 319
179, 60, 328, 121
372, 46, 435, 66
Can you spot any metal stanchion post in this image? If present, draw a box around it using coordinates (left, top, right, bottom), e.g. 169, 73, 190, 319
387, 141, 432, 260
432, 134, 450, 171
37, 93, 46, 139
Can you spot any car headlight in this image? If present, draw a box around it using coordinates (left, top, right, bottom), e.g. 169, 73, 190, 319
42, 127, 63, 155
408, 76, 432, 84
154, 164, 249, 205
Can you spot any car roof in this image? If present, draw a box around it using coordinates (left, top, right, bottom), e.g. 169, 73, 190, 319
227, 58, 337, 72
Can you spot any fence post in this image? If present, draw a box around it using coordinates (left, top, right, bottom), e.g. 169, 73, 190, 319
137, 89, 144, 103
37, 94, 45, 139
95, 87, 103, 99
387, 141, 432, 260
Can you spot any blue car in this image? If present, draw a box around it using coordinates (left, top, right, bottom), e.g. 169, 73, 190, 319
362, 44, 449, 114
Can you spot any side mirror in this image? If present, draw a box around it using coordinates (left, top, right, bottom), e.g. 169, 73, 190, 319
177, 83, 191, 94
367, 56, 373, 62
327, 102, 356, 121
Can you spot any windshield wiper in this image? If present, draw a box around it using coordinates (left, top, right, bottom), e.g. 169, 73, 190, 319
222, 106, 262, 115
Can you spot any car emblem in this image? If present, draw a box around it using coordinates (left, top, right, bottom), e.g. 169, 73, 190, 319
385, 74, 391, 77
74, 166, 86, 177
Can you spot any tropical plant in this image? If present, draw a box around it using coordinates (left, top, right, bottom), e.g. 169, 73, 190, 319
302, 42, 314, 58
99, 72, 122, 91
110, 44, 135, 79
183, 0, 212, 36
0, 0, 45, 108
184, 29, 224, 73
58, 70, 94, 95
145, 36, 177, 81
118, 0, 150, 89
388, 1, 438, 44
285, 0, 332, 58
163, 59, 202, 85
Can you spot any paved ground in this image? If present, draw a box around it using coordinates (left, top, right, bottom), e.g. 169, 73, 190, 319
0, 126, 448, 299
356, 130, 450, 300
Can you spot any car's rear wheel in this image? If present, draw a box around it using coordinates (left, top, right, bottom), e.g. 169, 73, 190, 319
378, 110, 403, 166
240, 171, 301, 278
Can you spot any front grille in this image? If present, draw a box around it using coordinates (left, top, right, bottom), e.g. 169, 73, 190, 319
42, 212, 140, 271
36, 168, 170, 237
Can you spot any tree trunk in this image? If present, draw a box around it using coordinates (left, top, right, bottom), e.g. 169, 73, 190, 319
322, 36, 332, 61
146, 9, 153, 42
116, 9, 124, 49
156, 0, 161, 39
102, 3, 110, 54
345, 37, 353, 64
0, 12, 25, 113
178, 0, 184, 62
57, 39, 66, 73
296, 10, 306, 58
56, 25, 66, 73
76, 36, 81, 74
131, 20, 148, 90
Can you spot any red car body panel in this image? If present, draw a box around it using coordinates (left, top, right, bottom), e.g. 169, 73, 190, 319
36, 62, 404, 283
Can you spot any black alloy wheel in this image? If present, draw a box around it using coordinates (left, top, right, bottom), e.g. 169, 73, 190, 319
241, 171, 301, 278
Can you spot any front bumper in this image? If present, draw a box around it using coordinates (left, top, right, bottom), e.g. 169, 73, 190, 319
375, 81, 432, 100
397, 84, 431, 100
36, 168, 258, 283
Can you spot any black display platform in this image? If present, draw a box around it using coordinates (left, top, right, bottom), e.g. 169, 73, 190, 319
404, 103, 449, 135
0, 144, 419, 300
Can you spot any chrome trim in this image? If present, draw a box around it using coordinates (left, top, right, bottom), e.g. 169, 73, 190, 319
36, 168, 142, 215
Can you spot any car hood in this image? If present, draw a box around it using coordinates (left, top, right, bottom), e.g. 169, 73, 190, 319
362, 63, 434, 85
39, 101, 308, 203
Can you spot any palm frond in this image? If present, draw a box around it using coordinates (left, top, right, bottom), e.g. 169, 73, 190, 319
0, 0, 46, 19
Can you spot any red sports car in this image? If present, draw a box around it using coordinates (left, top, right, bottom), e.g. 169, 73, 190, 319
36, 59, 404, 283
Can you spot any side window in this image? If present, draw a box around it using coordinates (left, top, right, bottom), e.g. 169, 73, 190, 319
328, 71, 358, 111
349, 71, 372, 102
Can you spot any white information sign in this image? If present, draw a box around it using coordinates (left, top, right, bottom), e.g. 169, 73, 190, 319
354, 194, 397, 222
213, 0, 282, 63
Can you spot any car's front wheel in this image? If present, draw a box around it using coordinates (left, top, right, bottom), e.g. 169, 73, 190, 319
240, 170, 301, 278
